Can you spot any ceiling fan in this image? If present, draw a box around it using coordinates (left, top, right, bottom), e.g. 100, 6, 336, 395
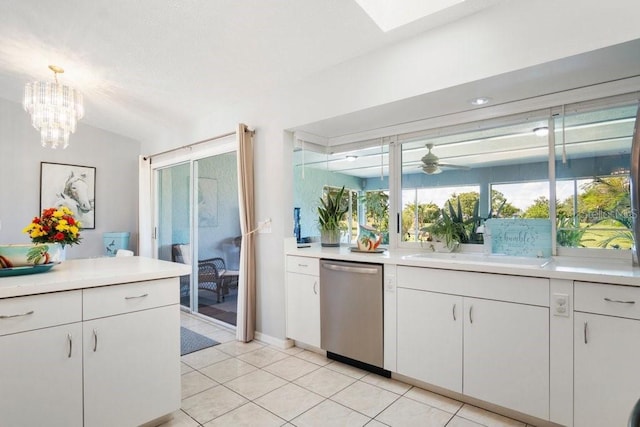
420, 143, 470, 175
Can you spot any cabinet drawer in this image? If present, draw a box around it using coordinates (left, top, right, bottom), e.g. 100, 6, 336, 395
575, 281, 640, 320
286, 256, 319, 276
83, 278, 178, 320
397, 266, 548, 306
0, 290, 82, 336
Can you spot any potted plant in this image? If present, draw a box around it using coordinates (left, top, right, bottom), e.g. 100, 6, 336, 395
423, 198, 469, 251
21, 206, 82, 262
317, 186, 349, 247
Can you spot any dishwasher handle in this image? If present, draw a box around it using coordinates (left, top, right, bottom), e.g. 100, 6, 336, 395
321, 262, 379, 275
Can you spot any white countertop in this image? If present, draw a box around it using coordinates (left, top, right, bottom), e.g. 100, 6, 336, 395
286, 244, 640, 287
0, 256, 191, 299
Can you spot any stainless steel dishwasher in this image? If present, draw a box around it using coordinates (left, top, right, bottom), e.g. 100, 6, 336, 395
320, 259, 388, 376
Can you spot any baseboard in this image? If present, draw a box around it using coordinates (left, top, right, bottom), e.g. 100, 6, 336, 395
254, 331, 294, 349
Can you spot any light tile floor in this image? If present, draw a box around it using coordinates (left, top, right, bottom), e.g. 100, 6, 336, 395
162, 312, 538, 427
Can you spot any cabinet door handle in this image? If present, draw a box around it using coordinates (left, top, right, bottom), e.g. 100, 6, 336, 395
0, 310, 34, 319
604, 297, 636, 304
469, 305, 473, 324
93, 329, 98, 352
452, 304, 456, 321
67, 333, 73, 358
313, 281, 318, 295
584, 321, 588, 344
125, 293, 148, 300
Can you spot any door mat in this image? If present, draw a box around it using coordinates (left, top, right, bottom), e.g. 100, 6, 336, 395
180, 327, 219, 356
197, 305, 238, 326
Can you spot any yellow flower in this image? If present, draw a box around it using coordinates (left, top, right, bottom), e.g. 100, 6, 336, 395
24, 206, 82, 247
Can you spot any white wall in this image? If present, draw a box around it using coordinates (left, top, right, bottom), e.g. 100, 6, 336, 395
158, 0, 640, 342
0, 97, 141, 259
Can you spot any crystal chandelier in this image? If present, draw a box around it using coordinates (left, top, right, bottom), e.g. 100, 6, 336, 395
23, 65, 84, 149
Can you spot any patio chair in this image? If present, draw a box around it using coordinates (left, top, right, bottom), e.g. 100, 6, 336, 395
197, 257, 226, 303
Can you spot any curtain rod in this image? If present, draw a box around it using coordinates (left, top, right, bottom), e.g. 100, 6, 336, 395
144, 128, 254, 160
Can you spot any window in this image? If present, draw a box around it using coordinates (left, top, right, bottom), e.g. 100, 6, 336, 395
400, 111, 550, 247
360, 190, 389, 243
294, 93, 638, 255
491, 181, 549, 218
554, 102, 636, 250
402, 185, 479, 242
293, 142, 389, 244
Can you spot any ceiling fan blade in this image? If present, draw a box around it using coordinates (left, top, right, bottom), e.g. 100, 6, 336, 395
438, 163, 471, 170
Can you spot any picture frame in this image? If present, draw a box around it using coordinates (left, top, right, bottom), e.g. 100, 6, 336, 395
198, 177, 218, 227
40, 162, 96, 229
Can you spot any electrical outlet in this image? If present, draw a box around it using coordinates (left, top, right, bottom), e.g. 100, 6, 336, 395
258, 218, 272, 234
552, 293, 570, 317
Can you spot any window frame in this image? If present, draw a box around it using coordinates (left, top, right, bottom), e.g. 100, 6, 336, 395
390, 94, 638, 259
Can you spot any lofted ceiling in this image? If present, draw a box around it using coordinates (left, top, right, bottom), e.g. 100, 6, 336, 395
0, 0, 502, 145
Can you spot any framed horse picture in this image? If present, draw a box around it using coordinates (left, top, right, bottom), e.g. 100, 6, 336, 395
40, 162, 96, 229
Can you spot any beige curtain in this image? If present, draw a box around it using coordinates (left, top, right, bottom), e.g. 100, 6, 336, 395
236, 123, 256, 342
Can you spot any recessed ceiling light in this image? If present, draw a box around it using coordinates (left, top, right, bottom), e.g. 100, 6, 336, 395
469, 97, 491, 106
354, 0, 465, 32
533, 127, 549, 137
346, 155, 358, 162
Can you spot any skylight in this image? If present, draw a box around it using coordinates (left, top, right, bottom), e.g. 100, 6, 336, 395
355, 0, 465, 32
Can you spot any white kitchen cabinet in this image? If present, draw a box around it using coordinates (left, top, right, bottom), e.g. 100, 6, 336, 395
574, 281, 640, 427
0, 277, 180, 427
464, 297, 549, 420
82, 277, 180, 427
286, 256, 320, 347
397, 288, 463, 393
0, 290, 83, 427
0, 323, 83, 427
83, 305, 180, 427
396, 266, 550, 420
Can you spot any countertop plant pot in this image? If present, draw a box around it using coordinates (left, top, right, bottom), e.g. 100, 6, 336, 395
320, 229, 341, 247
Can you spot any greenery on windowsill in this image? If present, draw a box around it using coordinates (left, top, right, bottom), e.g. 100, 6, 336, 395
317, 186, 348, 232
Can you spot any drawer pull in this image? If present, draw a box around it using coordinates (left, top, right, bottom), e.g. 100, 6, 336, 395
452, 304, 456, 321
0, 310, 34, 319
298, 263, 308, 268
125, 293, 149, 300
67, 333, 73, 358
93, 329, 98, 352
604, 297, 636, 304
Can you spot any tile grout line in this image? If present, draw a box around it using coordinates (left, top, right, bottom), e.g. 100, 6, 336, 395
182, 312, 529, 427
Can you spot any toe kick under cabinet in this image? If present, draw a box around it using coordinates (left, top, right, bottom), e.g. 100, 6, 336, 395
0, 278, 180, 427
396, 266, 550, 421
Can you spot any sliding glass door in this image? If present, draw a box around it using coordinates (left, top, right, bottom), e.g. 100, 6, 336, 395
192, 153, 240, 326
156, 162, 191, 309
153, 143, 240, 326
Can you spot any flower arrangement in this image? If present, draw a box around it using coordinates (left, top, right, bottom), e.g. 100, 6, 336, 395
23, 207, 82, 247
